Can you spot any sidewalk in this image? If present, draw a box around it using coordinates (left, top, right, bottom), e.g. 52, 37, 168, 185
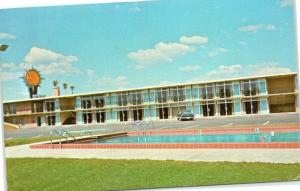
5, 144, 300, 164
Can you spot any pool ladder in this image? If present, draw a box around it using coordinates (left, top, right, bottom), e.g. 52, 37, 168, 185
50, 129, 77, 148
134, 120, 155, 137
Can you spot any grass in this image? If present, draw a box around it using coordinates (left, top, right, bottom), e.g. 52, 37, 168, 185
5, 137, 60, 147
6, 158, 300, 191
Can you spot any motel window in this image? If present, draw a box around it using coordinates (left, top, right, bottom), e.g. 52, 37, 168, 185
216, 83, 232, 98
47, 115, 56, 126
259, 80, 267, 94
94, 96, 105, 108
192, 86, 200, 100
250, 81, 258, 96
129, 91, 142, 105
201, 86, 206, 99
216, 83, 225, 98
232, 82, 241, 96
206, 85, 215, 99
218, 100, 233, 116
4, 105, 9, 115
155, 89, 168, 103
117, 95, 122, 106
155, 89, 161, 103
9, 104, 16, 114
185, 87, 192, 100
178, 88, 185, 101
142, 91, 149, 104
81, 97, 92, 109
118, 93, 128, 106
243, 98, 259, 114
242, 80, 258, 96
45, 101, 55, 112
201, 101, 215, 117
242, 81, 250, 96
171, 88, 178, 102
96, 111, 105, 123
225, 84, 232, 97
201, 84, 215, 99
32, 102, 43, 113
129, 92, 136, 105
111, 94, 117, 106
82, 112, 93, 124
105, 95, 111, 106
137, 92, 142, 105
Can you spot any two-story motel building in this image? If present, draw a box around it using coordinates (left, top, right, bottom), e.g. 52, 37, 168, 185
3, 73, 298, 128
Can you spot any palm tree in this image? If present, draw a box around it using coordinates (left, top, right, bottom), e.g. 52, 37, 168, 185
53, 80, 58, 88
63, 82, 67, 95
70, 85, 75, 95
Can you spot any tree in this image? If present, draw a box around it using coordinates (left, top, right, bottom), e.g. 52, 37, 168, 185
53, 80, 58, 88
70, 84, 75, 95
63, 82, 67, 95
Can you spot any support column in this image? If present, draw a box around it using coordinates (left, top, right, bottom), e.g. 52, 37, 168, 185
259, 97, 269, 114
76, 111, 83, 125
41, 116, 46, 127
234, 99, 242, 116
92, 112, 97, 124
55, 98, 60, 111
55, 113, 61, 126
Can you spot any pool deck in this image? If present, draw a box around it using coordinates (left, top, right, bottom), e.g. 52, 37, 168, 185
5, 143, 300, 163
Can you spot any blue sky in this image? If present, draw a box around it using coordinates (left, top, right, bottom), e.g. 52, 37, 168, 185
0, 0, 297, 101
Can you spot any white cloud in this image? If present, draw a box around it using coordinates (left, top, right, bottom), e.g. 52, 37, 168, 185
179, 65, 201, 72
0, 32, 16, 40
207, 65, 242, 78
180, 35, 208, 45
186, 64, 243, 82
1, 63, 17, 69
97, 75, 128, 88
248, 62, 292, 75
1, 71, 23, 81
128, 35, 208, 69
128, 42, 195, 69
186, 62, 293, 83
208, 47, 227, 58
238, 24, 276, 33
280, 0, 294, 7
22, 47, 80, 75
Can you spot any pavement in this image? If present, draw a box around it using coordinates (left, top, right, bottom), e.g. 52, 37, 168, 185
5, 143, 300, 163
4, 112, 300, 139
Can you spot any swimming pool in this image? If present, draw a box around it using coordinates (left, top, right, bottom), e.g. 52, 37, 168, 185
30, 126, 300, 149
93, 132, 300, 144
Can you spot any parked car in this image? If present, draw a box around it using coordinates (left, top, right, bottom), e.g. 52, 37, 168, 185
177, 110, 194, 121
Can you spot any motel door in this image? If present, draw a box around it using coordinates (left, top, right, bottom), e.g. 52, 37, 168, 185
37, 117, 42, 127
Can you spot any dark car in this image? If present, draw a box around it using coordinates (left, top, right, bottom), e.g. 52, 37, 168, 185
177, 110, 194, 121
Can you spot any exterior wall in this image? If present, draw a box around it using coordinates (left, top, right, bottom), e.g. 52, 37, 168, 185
267, 76, 295, 94
3, 74, 298, 128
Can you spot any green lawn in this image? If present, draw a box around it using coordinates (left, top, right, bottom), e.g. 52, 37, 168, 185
6, 158, 300, 191
5, 137, 60, 147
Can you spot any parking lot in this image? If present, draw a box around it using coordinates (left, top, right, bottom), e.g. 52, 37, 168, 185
4, 112, 299, 139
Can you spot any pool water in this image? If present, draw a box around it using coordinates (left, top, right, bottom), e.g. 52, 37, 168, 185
92, 132, 300, 144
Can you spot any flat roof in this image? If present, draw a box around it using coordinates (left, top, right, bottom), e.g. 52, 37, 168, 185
3, 72, 297, 104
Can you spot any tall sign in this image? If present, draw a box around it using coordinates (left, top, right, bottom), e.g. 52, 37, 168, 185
22, 68, 43, 98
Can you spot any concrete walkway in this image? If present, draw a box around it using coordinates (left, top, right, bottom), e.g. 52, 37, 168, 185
5, 144, 300, 164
